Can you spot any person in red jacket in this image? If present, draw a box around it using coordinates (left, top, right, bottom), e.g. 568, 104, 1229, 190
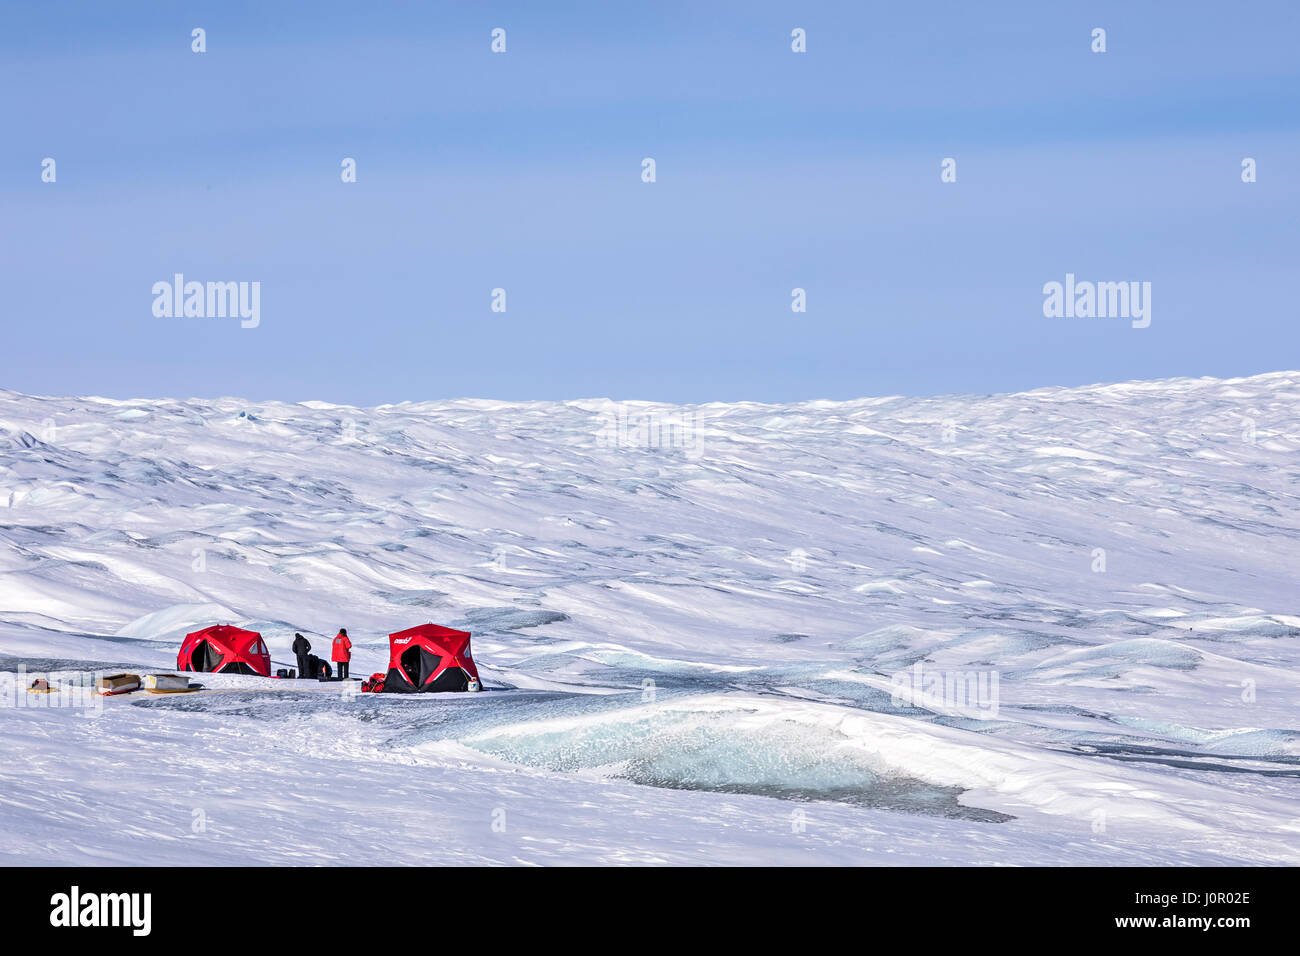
332, 628, 353, 680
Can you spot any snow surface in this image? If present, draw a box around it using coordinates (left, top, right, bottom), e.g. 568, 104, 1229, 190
2, 373, 1299, 865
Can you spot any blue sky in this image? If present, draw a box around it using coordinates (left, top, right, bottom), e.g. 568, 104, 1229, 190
2, 1, 1297, 404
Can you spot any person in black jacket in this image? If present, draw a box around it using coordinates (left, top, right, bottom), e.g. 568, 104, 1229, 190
292, 633, 311, 679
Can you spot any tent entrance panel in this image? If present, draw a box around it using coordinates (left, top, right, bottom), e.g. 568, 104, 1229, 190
426, 666, 470, 692
221, 661, 260, 676
382, 667, 413, 692
191, 640, 222, 672
400, 646, 422, 685
401, 646, 445, 687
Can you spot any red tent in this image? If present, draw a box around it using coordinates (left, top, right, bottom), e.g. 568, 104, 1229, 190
177, 624, 271, 677
382, 623, 480, 692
